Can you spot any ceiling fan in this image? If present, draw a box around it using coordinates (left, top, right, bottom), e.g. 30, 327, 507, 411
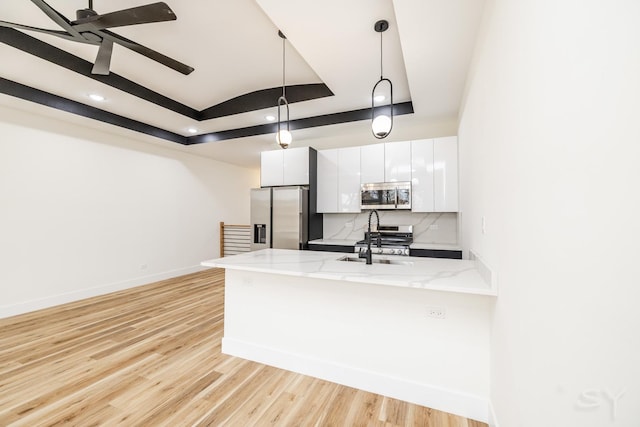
0, 0, 194, 75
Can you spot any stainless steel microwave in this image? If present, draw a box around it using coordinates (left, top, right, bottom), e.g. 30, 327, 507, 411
360, 182, 411, 210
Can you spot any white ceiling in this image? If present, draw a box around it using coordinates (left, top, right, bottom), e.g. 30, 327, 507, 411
0, 0, 485, 168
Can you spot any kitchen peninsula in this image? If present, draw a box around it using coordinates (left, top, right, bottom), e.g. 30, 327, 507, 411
201, 249, 496, 422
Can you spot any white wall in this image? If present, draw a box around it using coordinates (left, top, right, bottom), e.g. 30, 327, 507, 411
0, 107, 258, 318
459, 1, 640, 426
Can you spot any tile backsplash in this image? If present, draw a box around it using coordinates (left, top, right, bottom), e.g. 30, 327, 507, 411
323, 212, 458, 244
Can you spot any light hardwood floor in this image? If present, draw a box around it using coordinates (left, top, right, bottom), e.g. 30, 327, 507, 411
0, 268, 487, 426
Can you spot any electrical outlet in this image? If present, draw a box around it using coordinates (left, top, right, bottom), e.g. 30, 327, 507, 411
426, 306, 446, 319
481, 216, 486, 234
140, 264, 148, 271
429, 224, 439, 230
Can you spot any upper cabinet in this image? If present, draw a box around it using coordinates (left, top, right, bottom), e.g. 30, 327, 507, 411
260, 150, 284, 187
360, 142, 412, 183
433, 136, 459, 212
384, 140, 412, 182
337, 147, 361, 212
261, 147, 310, 187
317, 147, 361, 213
411, 137, 459, 212
360, 144, 385, 184
411, 139, 435, 212
317, 149, 339, 212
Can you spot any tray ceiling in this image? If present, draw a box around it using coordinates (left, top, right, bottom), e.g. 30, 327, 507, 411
0, 0, 484, 167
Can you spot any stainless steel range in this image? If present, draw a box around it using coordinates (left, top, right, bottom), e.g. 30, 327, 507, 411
354, 225, 413, 256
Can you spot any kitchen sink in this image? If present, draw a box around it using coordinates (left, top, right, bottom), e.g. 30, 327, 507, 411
337, 255, 414, 266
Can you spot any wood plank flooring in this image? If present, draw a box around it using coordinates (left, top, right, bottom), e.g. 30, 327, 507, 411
0, 268, 488, 427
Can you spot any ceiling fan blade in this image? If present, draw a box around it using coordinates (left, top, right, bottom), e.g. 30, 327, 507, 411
92, 38, 113, 75
71, 2, 176, 32
100, 30, 194, 75
0, 20, 79, 42
30, 0, 82, 38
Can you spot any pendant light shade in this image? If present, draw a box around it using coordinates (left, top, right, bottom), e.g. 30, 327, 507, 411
371, 20, 393, 139
276, 128, 292, 148
276, 31, 291, 149
372, 111, 392, 137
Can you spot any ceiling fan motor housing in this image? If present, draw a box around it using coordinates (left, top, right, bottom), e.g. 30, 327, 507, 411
76, 8, 98, 20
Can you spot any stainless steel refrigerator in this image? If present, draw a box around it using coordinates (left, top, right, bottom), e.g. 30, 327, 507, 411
250, 186, 309, 251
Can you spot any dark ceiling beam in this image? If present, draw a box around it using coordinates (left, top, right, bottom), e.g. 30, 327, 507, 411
0, 28, 414, 146
198, 84, 333, 120
0, 77, 188, 144
0, 28, 334, 120
0, 76, 413, 145
0, 27, 197, 119
188, 102, 414, 144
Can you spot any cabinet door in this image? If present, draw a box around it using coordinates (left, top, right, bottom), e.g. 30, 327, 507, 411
317, 149, 338, 213
283, 147, 309, 185
384, 140, 412, 182
261, 150, 284, 187
433, 136, 459, 212
411, 139, 435, 212
338, 147, 361, 212
360, 144, 385, 183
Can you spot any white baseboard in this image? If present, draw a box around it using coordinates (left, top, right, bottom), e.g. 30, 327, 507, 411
222, 337, 489, 423
0, 265, 208, 319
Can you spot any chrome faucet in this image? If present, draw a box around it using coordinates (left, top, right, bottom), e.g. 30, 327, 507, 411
360, 209, 381, 265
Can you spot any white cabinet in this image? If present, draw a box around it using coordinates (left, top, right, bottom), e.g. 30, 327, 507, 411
317, 149, 339, 212
360, 142, 411, 183
411, 137, 459, 212
260, 150, 284, 187
317, 147, 361, 213
283, 147, 309, 185
384, 140, 412, 182
433, 136, 459, 212
260, 147, 310, 187
318, 137, 458, 213
411, 139, 435, 212
337, 147, 361, 212
360, 144, 385, 183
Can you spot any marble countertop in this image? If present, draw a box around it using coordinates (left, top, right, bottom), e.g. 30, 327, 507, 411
202, 249, 496, 296
308, 239, 462, 251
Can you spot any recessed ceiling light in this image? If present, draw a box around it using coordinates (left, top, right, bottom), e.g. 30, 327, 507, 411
88, 93, 105, 102
265, 115, 276, 122
187, 127, 198, 134
373, 94, 386, 103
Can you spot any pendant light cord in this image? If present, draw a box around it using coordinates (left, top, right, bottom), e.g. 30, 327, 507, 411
379, 30, 383, 80
276, 31, 291, 147
282, 37, 286, 98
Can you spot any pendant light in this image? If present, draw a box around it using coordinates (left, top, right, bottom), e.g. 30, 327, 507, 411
276, 30, 292, 149
371, 20, 393, 139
